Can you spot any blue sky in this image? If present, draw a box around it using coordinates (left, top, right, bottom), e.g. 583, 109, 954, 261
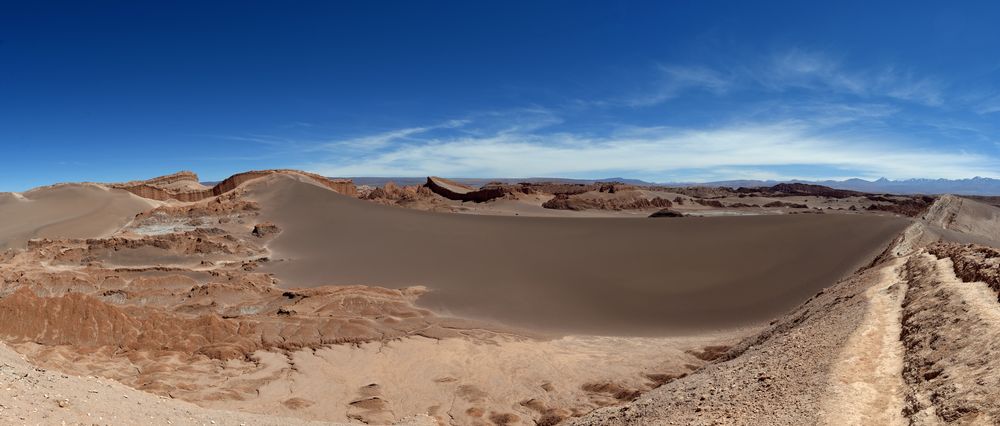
2, 1, 1000, 191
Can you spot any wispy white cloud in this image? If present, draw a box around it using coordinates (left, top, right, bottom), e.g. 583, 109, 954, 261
322, 119, 469, 151
335, 126, 432, 150
624, 65, 734, 106
280, 121, 315, 129
263, 49, 998, 181
762, 102, 899, 126
975, 94, 1000, 114
879, 71, 945, 106
624, 49, 947, 108
217, 134, 305, 148
467, 107, 563, 134
300, 118, 998, 181
765, 50, 947, 106
763, 49, 868, 94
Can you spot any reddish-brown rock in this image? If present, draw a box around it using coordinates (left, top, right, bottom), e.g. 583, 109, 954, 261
424, 176, 505, 203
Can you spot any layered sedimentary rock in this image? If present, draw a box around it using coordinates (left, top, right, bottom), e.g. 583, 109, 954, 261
424, 176, 506, 202
130, 170, 206, 191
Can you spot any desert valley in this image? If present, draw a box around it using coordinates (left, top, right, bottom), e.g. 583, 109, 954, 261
8, 1, 1000, 424
1, 169, 998, 425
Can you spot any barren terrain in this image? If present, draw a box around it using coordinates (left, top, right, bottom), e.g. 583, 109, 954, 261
1, 170, 998, 425
256, 175, 908, 334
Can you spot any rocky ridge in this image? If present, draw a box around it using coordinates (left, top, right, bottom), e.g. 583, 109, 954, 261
112, 170, 357, 202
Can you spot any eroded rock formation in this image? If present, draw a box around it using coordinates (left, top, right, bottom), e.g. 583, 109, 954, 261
424, 176, 506, 203
543, 193, 673, 211
112, 169, 357, 202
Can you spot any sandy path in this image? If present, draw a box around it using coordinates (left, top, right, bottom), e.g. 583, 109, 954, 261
821, 258, 907, 426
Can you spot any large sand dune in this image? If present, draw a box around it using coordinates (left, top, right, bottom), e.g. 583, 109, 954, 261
0, 184, 157, 250
253, 175, 909, 335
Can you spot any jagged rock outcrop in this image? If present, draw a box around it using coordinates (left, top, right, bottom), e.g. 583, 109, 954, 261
0, 287, 256, 359
364, 181, 435, 202
926, 242, 1000, 299
0, 284, 438, 361
424, 176, 505, 203
519, 182, 635, 196
543, 193, 673, 211
134, 194, 260, 221
252, 222, 281, 238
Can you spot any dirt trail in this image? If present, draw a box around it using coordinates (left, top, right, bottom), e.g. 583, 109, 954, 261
821, 203, 1000, 426
821, 258, 907, 426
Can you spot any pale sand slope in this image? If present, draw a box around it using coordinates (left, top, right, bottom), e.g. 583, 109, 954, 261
251, 175, 909, 335
921, 194, 1000, 247
1, 341, 441, 425
0, 184, 158, 250
192, 332, 743, 424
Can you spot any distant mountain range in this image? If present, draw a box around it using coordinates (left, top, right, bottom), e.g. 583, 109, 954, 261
307, 176, 1000, 196
689, 177, 1000, 195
